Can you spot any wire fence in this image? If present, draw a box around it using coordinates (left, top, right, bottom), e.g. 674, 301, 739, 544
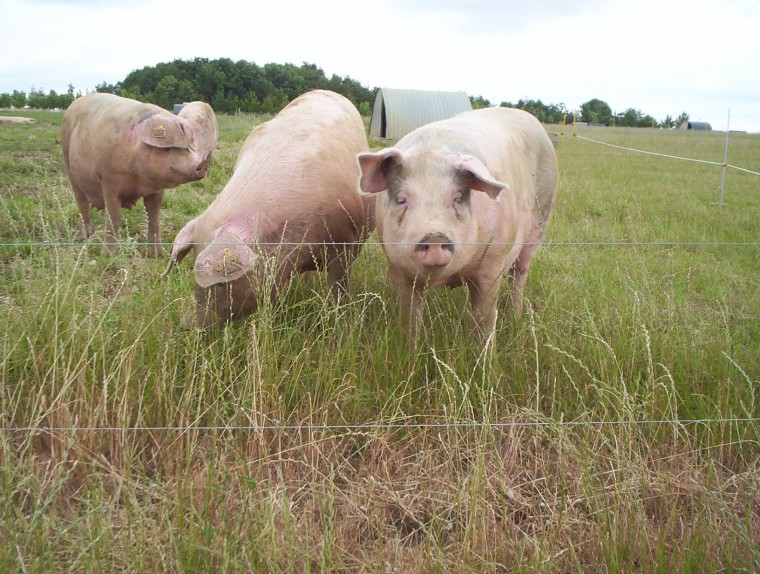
1, 241, 759, 248
575, 134, 760, 176
2, 131, 757, 437
4, 418, 759, 434
1, 130, 756, 252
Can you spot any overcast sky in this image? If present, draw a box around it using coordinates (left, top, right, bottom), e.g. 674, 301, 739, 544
1, 0, 759, 131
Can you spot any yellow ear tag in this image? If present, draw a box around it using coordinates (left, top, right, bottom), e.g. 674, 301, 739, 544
213, 248, 242, 275
153, 124, 167, 138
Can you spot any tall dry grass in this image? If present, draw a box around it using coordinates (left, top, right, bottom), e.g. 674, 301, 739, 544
0, 110, 758, 572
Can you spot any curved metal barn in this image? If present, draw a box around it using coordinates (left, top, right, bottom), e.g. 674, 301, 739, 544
369, 88, 473, 140
685, 121, 712, 131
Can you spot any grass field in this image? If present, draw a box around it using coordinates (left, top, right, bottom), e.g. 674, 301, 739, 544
1, 108, 758, 572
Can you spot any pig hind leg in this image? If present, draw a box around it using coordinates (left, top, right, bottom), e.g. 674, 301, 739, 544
507, 224, 545, 313
326, 245, 359, 299
102, 192, 123, 256
71, 187, 94, 239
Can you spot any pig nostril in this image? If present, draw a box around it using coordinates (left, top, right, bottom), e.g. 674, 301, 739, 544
414, 232, 455, 254
414, 233, 455, 267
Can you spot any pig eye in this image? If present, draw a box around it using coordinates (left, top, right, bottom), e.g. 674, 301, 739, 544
453, 194, 463, 206
395, 196, 407, 206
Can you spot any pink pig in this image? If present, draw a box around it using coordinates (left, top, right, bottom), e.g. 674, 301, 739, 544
61, 93, 217, 256
357, 107, 557, 343
163, 90, 372, 329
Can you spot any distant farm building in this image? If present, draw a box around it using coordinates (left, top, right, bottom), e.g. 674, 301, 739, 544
682, 121, 712, 131
369, 88, 472, 140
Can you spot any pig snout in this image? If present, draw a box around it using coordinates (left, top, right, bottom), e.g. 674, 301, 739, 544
191, 158, 209, 180
413, 232, 454, 268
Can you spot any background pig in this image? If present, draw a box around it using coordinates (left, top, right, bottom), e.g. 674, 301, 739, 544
357, 106, 557, 343
177, 101, 218, 165
163, 89, 371, 329
60, 93, 217, 256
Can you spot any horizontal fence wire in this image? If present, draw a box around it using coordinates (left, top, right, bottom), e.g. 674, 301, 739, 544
1, 135, 757, 251
2, 137, 756, 436
575, 134, 760, 176
4, 418, 759, 433
1, 241, 759, 248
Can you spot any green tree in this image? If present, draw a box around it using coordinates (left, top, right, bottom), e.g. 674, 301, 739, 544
154, 75, 180, 110
617, 107, 641, 127
114, 57, 376, 113
675, 112, 689, 128
469, 95, 492, 109
358, 101, 372, 116
95, 81, 117, 94
580, 98, 613, 124
259, 91, 289, 114
500, 98, 568, 124
27, 87, 46, 108
264, 63, 307, 101
13, 91, 25, 107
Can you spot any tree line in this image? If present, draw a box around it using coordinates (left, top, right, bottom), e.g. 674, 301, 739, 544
1, 58, 689, 127
110, 59, 377, 115
500, 97, 690, 129
0, 85, 77, 110
0, 59, 377, 116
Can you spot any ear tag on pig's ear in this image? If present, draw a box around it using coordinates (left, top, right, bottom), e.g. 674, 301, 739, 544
212, 248, 242, 275
152, 124, 167, 138
195, 241, 254, 288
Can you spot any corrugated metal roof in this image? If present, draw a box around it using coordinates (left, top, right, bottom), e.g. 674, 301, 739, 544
687, 121, 712, 131
369, 88, 473, 140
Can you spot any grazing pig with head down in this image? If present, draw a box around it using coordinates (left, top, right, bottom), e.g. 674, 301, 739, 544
163, 89, 371, 329
61, 93, 217, 256
357, 106, 557, 343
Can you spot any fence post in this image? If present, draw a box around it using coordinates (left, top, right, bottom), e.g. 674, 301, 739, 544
715, 109, 730, 205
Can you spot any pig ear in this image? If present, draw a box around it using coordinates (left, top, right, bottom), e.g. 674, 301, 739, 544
194, 232, 257, 288
137, 116, 190, 149
445, 153, 509, 199
357, 148, 404, 194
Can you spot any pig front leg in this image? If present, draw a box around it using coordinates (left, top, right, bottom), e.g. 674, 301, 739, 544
391, 270, 424, 343
467, 275, 502, 344
143, 191, 164, 257
103, 192, 122, 256
189, 284, 223, 330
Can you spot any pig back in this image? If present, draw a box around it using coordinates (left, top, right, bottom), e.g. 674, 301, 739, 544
62, 93, 206, 196
199, 90, 369, 245
177, 101, 218, 161
62, 93, 175, 157
402, 107, 556, 231
452, 107, 557, 226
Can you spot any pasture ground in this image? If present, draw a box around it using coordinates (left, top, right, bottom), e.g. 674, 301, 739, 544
0, 109, 758, 572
